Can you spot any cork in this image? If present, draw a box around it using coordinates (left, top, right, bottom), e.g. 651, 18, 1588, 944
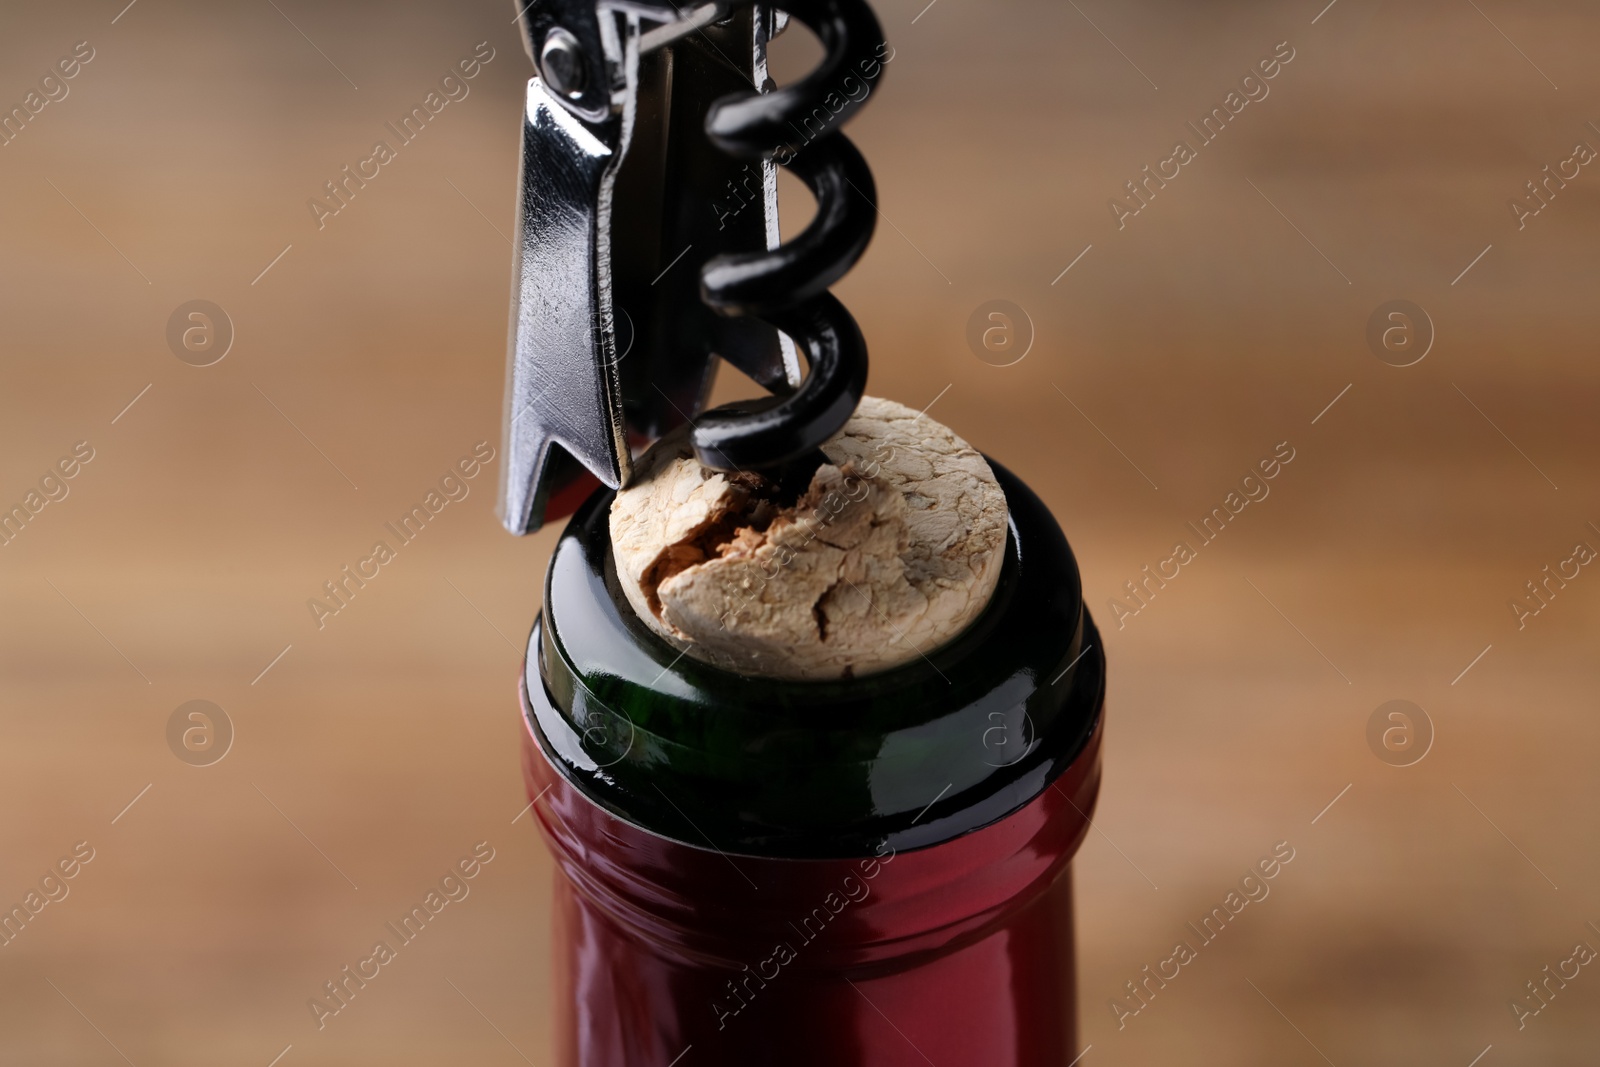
608, 396, 1008, 680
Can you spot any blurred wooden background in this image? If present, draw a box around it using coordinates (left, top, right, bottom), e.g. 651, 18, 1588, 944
2, 0, 1599, 1063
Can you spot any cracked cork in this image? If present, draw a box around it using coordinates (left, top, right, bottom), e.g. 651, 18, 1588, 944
609, 396, 1008, 680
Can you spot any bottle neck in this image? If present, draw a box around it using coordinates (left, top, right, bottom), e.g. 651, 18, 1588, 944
526, 458, 1105, 859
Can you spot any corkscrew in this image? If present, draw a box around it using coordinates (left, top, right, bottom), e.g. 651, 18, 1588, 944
499, 0, 886, 534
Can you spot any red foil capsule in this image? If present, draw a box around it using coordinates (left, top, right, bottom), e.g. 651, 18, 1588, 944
522, 692, 1101, 1066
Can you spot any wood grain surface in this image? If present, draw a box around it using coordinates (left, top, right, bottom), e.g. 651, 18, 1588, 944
2, 0, 1598, 1063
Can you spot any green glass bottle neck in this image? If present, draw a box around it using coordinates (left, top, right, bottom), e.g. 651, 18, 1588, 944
525, 458, 1105, 859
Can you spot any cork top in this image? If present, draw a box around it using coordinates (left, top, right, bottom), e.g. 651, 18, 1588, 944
608, 396, 1008, 680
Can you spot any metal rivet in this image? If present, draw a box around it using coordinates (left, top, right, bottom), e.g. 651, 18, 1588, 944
540, 27, 586, 100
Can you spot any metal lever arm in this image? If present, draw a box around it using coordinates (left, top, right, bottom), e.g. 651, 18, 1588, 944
499, 2, 791, 534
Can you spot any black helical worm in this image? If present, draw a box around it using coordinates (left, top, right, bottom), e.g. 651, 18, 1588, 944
690, 0, 886, 473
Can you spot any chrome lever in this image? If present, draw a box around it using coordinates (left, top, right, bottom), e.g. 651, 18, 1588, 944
499, 0, 795, 534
